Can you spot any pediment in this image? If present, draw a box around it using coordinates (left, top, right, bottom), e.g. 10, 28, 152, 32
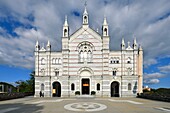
69, 26, 102, 42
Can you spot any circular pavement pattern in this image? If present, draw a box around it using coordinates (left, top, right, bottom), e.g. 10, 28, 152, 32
64, 102, 107, 112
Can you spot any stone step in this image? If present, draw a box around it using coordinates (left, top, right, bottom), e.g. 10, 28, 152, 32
76, 95, 95, 99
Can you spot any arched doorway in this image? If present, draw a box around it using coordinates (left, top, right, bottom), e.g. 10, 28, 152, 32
111, 81, 119, 97
52, 82, 61, 97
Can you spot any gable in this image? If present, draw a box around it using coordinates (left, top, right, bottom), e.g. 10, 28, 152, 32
69, 26, 102, 42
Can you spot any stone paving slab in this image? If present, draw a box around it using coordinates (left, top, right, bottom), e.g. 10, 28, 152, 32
0, 96, 170, 113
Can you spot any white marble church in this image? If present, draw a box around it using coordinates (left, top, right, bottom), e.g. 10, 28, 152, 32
34, 6, 143, 97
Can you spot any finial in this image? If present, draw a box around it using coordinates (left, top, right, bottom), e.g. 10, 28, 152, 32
85, 1, 87, 7
128, 41, 130, 47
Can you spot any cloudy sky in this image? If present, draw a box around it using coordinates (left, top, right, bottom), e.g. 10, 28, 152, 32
0, 0, 170, 88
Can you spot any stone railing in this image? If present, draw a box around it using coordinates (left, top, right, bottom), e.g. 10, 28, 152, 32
0, 92, 33, 101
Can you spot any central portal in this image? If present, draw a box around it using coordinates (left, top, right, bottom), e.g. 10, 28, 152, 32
82, 78, 90, 94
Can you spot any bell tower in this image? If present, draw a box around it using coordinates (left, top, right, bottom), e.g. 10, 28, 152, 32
82, 2, 89, 26
63, 15, 69, 37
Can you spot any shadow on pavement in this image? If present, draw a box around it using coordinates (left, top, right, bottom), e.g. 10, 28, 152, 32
0, 102, 43, 113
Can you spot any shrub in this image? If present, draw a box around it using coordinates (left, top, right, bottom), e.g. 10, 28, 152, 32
75, 91, 80, 95
91, 91, 96, 95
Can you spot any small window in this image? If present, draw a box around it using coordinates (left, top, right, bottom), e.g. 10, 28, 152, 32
71, 83, 75, 91
55, 71, 59, 76
110, 60, 113, 64
97, 83, 100, 91
113, 71, 116, 76
116, 60, 119, 63
128, 83, 131, 90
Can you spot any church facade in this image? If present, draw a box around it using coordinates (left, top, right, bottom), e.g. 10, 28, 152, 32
34, 6, 143, 97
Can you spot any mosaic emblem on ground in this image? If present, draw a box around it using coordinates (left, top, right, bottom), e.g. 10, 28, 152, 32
64, 102, 107, 112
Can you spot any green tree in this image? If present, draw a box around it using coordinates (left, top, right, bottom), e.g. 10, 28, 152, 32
15, 71, 35, 93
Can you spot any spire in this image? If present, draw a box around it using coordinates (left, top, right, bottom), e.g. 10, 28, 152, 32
134, 37, 137, 44
46, 40, 51, 51
63, 15, 69, 37
122, 38, 125, 45
36, 40, 39, 46
64, 15, 68, 27
83, 1, 89, 25
35, 40, 40, 51
103, 17, 108, 25
121, 38, 126, 50
47, 40, 50, 46
102, 16, 109, 36
83, 1, 88, 15
133, 35, 138, 49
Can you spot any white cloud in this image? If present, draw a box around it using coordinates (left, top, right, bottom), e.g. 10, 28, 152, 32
144, 58, 158, 67
144, 72, 165, 85
0, 28, 47, 69
158, 65, 170, 73
144, 72, 165, 79
144, 79, 159, 84
0, 0, 170, 70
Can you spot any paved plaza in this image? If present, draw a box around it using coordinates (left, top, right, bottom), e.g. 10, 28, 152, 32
0, 96, 170, 113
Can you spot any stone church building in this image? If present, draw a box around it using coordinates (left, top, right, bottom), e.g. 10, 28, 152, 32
34, 6, 143, 97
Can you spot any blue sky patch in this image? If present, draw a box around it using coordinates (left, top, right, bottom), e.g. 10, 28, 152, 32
0, 15, 36, 37
72, 11, 80, 17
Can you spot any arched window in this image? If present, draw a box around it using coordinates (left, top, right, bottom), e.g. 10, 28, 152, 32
104, 28, 107, 36
127, 57, 131, 64
128, 83, 131, 90
97, 83, 100, 91
113, 71, 116, 76
41, 83, 44, 91
58, 58, 62, 64
113, 57, 116, 63
78, 42, 93, 62
84, 16, 87, 23
71, 83, 75, 91
52, 58, 56, 64
55, 58, 59, 64
41, 58, 45, 65
110, 57, 113, 64
64, 29, 67, 37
